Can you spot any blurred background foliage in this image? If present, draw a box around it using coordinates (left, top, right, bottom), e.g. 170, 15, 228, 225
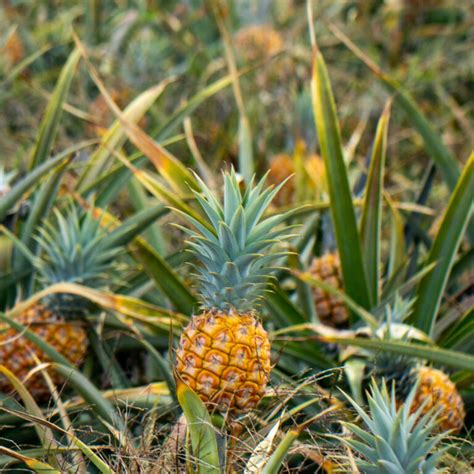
1, 0, 472, 185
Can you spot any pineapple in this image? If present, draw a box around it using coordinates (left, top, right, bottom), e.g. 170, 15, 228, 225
412, 366, 465, 433
175, 169, 293, 414
267, 154, 295, 206
341, 380, 447, 473
369, 297, 466, 433
234, 24, 284, 62
3, 29, 24, 66
373, 355, 465, 433
308, 253, 349, 328
267, 149, 326, 207
0, 205, 120, 398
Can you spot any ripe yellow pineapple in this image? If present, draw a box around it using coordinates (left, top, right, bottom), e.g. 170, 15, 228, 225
3, 29, 24, 66
384, 364, 466, 434
267, 150, 326, 206
411, 366, 465, 433
370, 297, 465, 433
308, 253, 349, 328
267, 154, 295, 206
0, 205, 120, 398
174, 169, 293, 414
234, 24, 283, 62
0, 306, 87, 397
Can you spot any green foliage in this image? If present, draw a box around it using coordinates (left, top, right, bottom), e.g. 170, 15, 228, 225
341, 380, 446, 474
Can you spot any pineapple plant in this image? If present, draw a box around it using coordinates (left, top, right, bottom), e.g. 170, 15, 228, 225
371, 354, 466, 434
308, 252, 349, 328
366, 297, 466, 433
174, 169, 294, 414
0, 204, 121, 397
341, 379, 448, 473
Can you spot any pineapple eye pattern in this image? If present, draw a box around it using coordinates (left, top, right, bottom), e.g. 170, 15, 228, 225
176, 311, 271, 413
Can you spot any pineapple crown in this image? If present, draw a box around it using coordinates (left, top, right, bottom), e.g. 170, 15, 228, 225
341, 380, 447, 474
370, 295, 424, 393
177, 168, 296, 312
34, 204, 121, 313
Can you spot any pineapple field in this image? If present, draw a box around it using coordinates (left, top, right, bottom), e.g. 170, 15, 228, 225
0, 0, 473, 472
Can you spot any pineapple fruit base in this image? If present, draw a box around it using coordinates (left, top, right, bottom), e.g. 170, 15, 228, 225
412, 367, 465, 433
0, 305, 88, 397
309, 253, 349, 328
175, 309, 271, 414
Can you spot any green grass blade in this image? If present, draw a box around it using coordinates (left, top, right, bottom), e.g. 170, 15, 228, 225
14, 282, 186, 330
105, 204, 167, 249
0, 312, 74, 368
0, 447, 60, 474
128, 176, 166, 254
15, 161, 68, 292
296, 270, 378, 329
360, 102, 391, 305
311, 48, 371, 310
438, 307, 474, 350
387, 80, 459, 189
288, 252, 318, 323
114, 153, 208, 228
265, 287, 307, 326
0, 367, 62, 470
18, 162, 66, 253
0, 150, 74, 221
324, 336, 474, 371
328, 24, 460, 192
133, 239, 197, 315
74, 36, 199, 196
238, 114, 254, 184
384, 194, 406, 286
0, 407, 115, 473
77, 81, 172, 190
261, 429, 300, 474
0, 43, 51, 85
29, 48, 81, 169
411, 153, 474, 335
138, 338, 177, 403
177, 382, 220, 474
52, 364, 126, 432
271, 340, 333, 370
156, 73, 236, 140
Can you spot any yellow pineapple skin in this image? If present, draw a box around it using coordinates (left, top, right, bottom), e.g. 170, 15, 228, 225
268, 152, 327, 206
412, 367, 465, 433
268, 154, 295, 206
0, 305, 88, 398
175, 309, 271, 414
309, 253, 349, 328
234, 25, 283, 62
